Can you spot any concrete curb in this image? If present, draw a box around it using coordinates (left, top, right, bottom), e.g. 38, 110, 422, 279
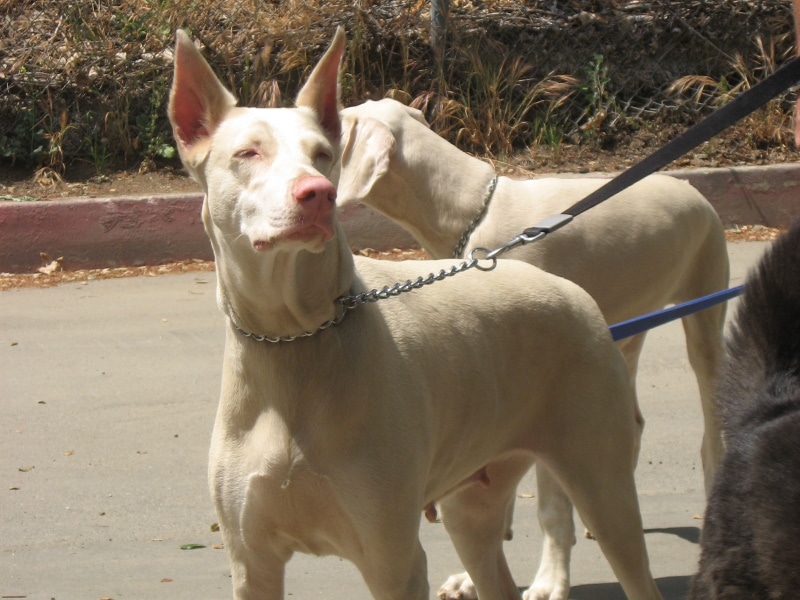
1, 163, 798, 274
671, 163, 800, 228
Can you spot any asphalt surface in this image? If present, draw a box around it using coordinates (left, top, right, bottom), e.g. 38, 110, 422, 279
1, 240, 770, 600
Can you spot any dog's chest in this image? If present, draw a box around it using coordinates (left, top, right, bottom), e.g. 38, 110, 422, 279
210, 415, 363, 559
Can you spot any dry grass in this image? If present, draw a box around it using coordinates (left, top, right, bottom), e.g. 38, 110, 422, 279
0, 0, 796, 174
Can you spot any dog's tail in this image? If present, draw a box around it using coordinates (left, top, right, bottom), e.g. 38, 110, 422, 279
718, 219, 800, 434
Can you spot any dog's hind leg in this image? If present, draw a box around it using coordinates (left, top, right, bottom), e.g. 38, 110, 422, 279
437, 454, 534, 600
548, 441, 663, 600
676, 230, 729, 495
616, 332, 648, 443
523, 463, 576, 600
679, 224, 729, 495
681, 299, 727, 495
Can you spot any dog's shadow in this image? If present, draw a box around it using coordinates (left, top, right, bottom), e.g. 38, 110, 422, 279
644, 525, 700, 544
518, 527, 700, 599
563, 575, 692, 599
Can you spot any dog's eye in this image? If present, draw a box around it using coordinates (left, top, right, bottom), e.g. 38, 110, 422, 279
234, 148, 260, 160
314, 149, 333, 164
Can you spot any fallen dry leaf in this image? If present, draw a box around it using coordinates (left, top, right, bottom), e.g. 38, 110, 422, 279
37, 253, 64, 274
725, 225, 782, 242
1, 259, 215, 291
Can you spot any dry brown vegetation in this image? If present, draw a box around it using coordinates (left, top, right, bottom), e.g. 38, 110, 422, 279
1, 0, 798, 182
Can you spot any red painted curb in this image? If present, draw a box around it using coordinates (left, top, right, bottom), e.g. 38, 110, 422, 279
671, 163, 800, 229
1, 164, 798, 274
0, 193, 210, 273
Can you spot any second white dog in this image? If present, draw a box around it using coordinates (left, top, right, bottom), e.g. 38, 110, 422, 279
338, 98, 729, 599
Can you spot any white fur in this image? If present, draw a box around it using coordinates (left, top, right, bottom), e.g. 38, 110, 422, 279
169, 29, 664, 600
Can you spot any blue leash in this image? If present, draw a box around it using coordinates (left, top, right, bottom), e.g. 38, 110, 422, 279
608, 285, 744, 341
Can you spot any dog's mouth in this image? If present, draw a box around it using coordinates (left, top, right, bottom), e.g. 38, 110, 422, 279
252, 221, 334, 252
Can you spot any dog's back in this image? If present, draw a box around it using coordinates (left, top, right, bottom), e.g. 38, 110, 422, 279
690, 221, 800, 599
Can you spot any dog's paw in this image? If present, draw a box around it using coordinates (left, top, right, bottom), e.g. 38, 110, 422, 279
438, 572, 477, 600
523, 580, 570, 600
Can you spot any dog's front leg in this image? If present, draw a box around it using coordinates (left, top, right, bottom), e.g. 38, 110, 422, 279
356, 536, 430, 599
226, 545, 287, 600
524, 463, 575, 600
215, 480, 291, 600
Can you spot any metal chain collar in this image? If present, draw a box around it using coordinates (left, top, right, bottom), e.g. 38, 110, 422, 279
230, 310, 347, 344
232, 214, 571, 344
451, 175, 499, 259
233, 226, 553, 343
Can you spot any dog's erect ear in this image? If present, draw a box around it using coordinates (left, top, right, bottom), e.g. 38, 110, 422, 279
168, 30, 237, 176
295, 27, 345, 142
338, 115, 396, 204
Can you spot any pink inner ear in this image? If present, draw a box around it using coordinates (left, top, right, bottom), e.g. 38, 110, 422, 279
318, 76, 341, 141
172, 90, 209, 147
169, 32, 236, 151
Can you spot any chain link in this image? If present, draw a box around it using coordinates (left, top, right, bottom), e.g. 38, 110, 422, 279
231, 309, 348, 344
337, 256, 488, 310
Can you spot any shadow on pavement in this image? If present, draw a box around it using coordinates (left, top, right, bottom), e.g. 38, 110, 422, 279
645, 525, 701, 545
567, 574, 691, 599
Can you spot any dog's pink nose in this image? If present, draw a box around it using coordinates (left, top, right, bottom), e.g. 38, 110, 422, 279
293, 176, 337, 210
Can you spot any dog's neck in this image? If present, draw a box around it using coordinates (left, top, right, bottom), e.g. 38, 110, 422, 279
382, 129, 498, 259
210, 222, 355, 341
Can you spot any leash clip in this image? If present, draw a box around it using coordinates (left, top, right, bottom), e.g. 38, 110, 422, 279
469, 229, 545, 271
521, 214, 574, 239
470, 213, 573, 267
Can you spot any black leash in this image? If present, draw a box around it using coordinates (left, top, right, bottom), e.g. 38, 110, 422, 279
488, 55, 800, 341
522, 55, 800, 239
345, 56, 800, 342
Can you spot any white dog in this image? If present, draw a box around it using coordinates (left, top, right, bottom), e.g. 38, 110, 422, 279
168, 29, 664, 600
338, 99, 729, 599
338, 100, 729, 491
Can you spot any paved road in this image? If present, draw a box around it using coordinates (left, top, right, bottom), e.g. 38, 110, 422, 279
1, 240, 769, 600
